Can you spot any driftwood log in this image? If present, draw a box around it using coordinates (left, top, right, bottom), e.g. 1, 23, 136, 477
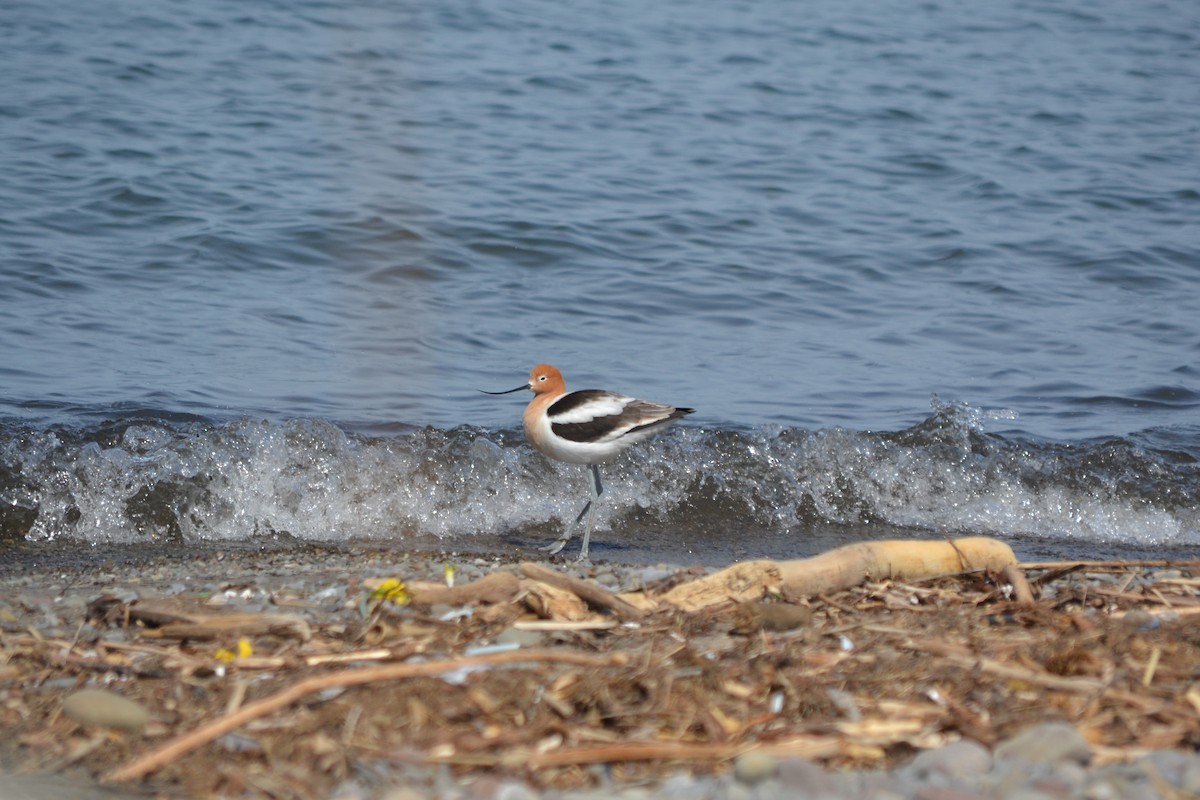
660, 537, 1017, 612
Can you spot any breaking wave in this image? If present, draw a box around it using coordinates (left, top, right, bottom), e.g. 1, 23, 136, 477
1, 400, 1198, 558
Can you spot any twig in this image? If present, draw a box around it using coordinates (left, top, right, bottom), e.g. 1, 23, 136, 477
519, 562, 646, 621
429, 736, 844, 768
1142, 646, 1162, 687
1021, 560, 1200, 571
511, 620, 618, 632
104, 648, 625, 783
303, 647, 415, 667
817, 594, 860, 615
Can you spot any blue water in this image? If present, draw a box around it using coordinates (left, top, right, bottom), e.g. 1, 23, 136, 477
2, 0, 1198, 562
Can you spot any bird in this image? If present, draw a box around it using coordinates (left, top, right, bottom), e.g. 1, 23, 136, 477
481, 364, 694, 561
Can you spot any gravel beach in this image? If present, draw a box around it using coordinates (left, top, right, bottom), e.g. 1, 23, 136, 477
1, 541, 1198, 799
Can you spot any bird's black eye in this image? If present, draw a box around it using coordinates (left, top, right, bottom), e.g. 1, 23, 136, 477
538, 375, 547, 382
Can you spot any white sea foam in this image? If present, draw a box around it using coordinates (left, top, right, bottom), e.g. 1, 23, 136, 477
3, 406, 1196, 560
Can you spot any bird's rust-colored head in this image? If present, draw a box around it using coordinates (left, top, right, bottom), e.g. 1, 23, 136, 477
480, 363, 567, 398
527, 364, 566, 396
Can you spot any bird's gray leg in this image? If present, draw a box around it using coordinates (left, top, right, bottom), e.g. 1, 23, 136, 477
541, 499, 590, 554
576, 465, 603, 562
542, 464, 603, 560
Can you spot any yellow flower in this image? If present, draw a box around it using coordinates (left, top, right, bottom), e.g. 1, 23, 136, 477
369, 578, 409, 605
214, 638, 253, 663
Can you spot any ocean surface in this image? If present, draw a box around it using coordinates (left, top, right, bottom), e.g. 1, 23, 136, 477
2, 0, 1198, 565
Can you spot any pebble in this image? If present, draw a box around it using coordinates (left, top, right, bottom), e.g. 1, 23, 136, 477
779, 756, 845, 797
61, 688, 150, 734
0, 774, 132, 800
907, 738, 993, 782
526, 737, 1200, 800
993, 721, 1092, 765
593, 570, 620, 589
379, 789, 426, 800
733, 751, 779, 785
912, 788, 988, 800
636, 566, 676, 585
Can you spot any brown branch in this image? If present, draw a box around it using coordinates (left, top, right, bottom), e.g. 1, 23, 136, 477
405, 571, 521, 606
104, 648, 625, 783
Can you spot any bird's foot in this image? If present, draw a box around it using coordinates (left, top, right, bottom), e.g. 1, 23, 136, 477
540, 536, 570, 555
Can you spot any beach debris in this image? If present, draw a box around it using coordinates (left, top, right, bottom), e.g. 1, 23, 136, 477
86, 595, 313, 642
729, 601, 814, 633
522, 578, 592, 621
102, 649, 624, 783
140, 610, 313, 643
390, 570, 521, 607
3, 543, 1199, 798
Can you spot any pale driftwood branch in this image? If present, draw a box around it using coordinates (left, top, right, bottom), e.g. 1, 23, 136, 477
522, 580, 592, 621
660, 537, 1018, 612
103, 648, 625, 783
519, 562, 646, 621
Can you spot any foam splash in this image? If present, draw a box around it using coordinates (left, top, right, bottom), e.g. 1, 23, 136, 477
1, 403, 1197, 551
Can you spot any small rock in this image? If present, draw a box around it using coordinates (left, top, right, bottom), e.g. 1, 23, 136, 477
734, 751, 779, 784
995, 790, 1063, 800
907, 740, 993, 782
1145, 748, 1196, 782
1083, 780, 1120, 800
62, 688, 150, 734
913, 787, 989, 800
494, 780, 538, 800
381, 788, 426, 800
1045, 759, 1088, 792
657, 771, 714, 799
328, 780, 371, 800
779, 756, 841, 795
993, 721, 1091, 766
593, 570, 620, 589
637, 566, 675, 585
218, 732, 264, 754
1182, 755, 1200, 795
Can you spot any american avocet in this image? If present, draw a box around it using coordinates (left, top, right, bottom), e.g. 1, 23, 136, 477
482, 364, 694, 561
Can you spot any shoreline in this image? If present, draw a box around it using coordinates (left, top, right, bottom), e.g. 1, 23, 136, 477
2, 543, 1199, 799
